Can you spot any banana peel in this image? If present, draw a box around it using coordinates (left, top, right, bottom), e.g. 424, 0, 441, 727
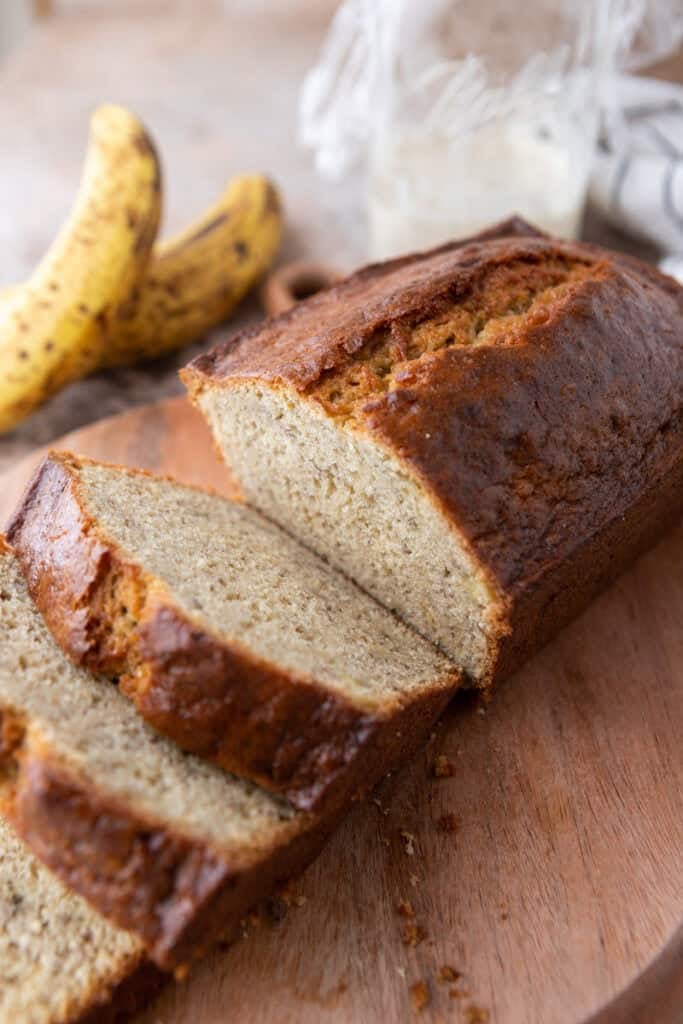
102, 174, 282, 367
0, 109, 283, 433
0, 104, 161, 433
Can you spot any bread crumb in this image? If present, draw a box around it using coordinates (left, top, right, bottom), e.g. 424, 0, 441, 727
437, 813, 461, 833
477, 707, 486, 717
373, 797, 390, 816
278, 882, 294, 904
396, 899, 415, 918
410, 980, 430, 1012
438, 965, 462, 982
400, 830, 416, 856
238, 910, 262, 935
465, 1006, 489, 1022
409, 873, 420, 888
433, 754, 455, 778
449, 988, 466, 999
401, 921, 426, 947
278, 884, 308, 909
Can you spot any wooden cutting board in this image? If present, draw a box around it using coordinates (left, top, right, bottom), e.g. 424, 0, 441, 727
0, 396, 681, 1024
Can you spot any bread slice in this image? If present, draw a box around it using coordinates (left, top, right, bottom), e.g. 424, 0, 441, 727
0, 815, 162, 1024
182, 218, 683, 687
6, 453, 459, 812
0, 539, 331, 970
0, 539, 456, 970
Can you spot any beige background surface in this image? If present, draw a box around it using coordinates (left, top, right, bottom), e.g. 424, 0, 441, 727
0, 3, 349, 471
0, 5, 680, 474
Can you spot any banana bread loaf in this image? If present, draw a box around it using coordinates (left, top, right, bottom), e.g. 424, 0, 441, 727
6, 454, 459, 811
183, 218, 683, 685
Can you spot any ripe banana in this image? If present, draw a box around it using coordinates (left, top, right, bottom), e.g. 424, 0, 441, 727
101, 174, 282, 367
0, 175, 283, 375
0, 104, 161, 433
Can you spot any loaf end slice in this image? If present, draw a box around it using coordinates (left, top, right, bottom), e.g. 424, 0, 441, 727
6, 453, 460, 812
182, 221, 683, 686
0, 815, 163, 1024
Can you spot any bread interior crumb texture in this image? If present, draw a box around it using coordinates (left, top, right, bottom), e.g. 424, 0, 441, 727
0, 549, 298, 848
0, 816, 142, 1024
77, 462, 452, 706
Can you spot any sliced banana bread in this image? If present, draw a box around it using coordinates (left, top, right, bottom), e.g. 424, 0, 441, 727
0, 539, 335, 969
0, 816, 161, 1024
0, 538, 457, 970
6, 454, 459, 812
183, 218, 683, 686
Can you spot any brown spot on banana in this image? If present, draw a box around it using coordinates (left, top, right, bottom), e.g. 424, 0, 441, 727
99, 172, 283, 367
262, 181, 281, 218
173, 212, 230, 250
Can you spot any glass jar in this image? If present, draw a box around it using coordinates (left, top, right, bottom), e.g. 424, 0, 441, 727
301, 0, 644, 259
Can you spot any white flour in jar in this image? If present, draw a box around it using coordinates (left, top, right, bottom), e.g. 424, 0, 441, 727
368, 119, 591, 259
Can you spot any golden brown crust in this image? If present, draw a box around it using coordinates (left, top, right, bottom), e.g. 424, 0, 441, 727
492, 445, 683, 682
0, 686, 450, 974
77, 959, 165, 1024
183, 219, 683, 685
0, 733, 325, 972
6, 453, 460, 811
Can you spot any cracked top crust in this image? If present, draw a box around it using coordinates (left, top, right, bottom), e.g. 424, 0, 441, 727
185, 220, 683, 597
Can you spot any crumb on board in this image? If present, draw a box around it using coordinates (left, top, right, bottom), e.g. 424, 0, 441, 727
465, 1006, 490, 1022
276, 884, 308, 909
409, 873, 420, 888
373, 797, 390, 816
278, 883, 294, 905
237, 910, 262, 938
397, 899, 415, 918
401, 921, 427, 947
433, 754, 456, 778
400, 829, 417, 856
410, 980, 430, 1013
438, 965, 462, 983
437, 813, 461, 833
450, 987, 471, 1000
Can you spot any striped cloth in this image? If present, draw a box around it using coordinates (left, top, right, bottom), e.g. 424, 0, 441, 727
590, 75, 683, 282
